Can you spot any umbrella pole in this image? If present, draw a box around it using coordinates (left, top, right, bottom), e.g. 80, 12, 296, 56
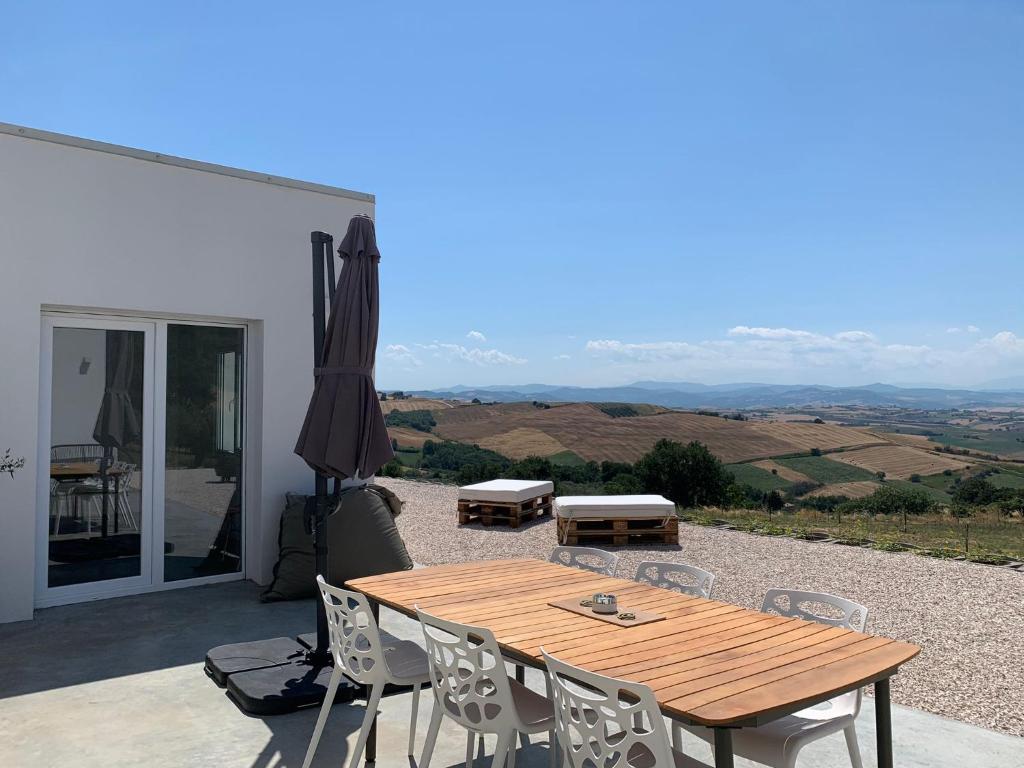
310, 230, 334, 665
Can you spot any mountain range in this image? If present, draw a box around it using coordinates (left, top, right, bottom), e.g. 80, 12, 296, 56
407, 381, 1024, 410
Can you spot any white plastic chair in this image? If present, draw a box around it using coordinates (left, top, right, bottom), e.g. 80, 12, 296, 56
549, 546, 618, 577
634, 561, 716, 599
685, 589, 869, 768
542, 649, 711, 768
302, 576, 431, 768
417, 608, 557, 768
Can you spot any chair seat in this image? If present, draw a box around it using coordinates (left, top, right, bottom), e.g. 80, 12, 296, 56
686, 692, 857, 765
627, 742, 713, 768
381, 639, 431, 684
509, 677, 555, 732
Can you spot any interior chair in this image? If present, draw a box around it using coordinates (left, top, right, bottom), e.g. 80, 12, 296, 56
634, 561, 716, 599
549, 546, 618, 577
542, 649, 711, 768
417, 608, 557, 768
302, 576, 431, 768
685, 589, 869, 768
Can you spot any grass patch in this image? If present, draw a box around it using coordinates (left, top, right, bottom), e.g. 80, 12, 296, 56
726, 463, 792, 492
891, 479, 952, 503
394, 448, 422, 468
548, 450, 588, 467
774, 455, 877, 484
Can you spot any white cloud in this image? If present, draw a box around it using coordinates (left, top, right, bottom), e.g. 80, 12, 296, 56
417, 342, 526, 366
382, 344, 421, 367
967, 325, 981, 334
948, 325, 981, 335
978, 331, 1024, 356
728, 326, 817, 341
946, 327, 961, 334
466, 330, 487, 342
554, 354, 571, 360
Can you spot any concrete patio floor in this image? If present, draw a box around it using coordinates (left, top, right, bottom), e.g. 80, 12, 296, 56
0, 581, 1020, 768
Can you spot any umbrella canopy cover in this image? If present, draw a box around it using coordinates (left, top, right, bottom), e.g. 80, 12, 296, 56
93, 330, 141, 449
294, 216, 395, 479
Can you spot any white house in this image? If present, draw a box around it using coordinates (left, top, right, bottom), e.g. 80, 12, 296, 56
0, 122, 374, 623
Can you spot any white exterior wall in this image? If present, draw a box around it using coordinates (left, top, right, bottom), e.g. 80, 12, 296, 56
0, 124, 374, 623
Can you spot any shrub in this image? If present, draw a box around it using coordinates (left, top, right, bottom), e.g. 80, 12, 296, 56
378, 459, 404, 478
810, 448, 822, 457
764, 490, 784, 512
909, 474, 921, 483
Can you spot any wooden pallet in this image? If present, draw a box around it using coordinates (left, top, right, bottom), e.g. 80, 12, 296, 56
557, 515, 678, 546
458, 494, 553, 528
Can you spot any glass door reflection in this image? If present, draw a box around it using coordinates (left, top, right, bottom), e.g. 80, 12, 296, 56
49, 327, 146, 587
164, 324, 244, 581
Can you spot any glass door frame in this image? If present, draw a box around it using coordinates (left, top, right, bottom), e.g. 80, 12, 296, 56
36, 312, 249, 608
36, 314, 157, 607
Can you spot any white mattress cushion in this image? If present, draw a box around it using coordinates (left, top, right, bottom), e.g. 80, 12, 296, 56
554, 494, 676, 519
458, 479, 555, 504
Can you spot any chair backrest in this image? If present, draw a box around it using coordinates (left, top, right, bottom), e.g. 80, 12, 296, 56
549, 546, 618, 577
416, 607, 517, 734
51, 444, 112, 463
761, 589, 868, 632
634, 560, 715, 599
316, 575, 386, 685
543, 649, 677, 768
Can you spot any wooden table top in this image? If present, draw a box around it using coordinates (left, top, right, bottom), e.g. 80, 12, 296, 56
347, 559, 920, 728
50, 461, 124, 478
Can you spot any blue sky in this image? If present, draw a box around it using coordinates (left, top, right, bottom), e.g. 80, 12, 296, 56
4, 1, 1022, 390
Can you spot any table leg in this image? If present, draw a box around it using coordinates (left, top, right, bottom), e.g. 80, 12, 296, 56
713, 728, 734, 768
876, 677, 893, 768
367, 599, 380, 763
515, 664, 525, 684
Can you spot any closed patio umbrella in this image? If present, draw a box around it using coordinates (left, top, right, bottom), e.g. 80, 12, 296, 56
294, 215, 394, 479
92, 330, 141, 537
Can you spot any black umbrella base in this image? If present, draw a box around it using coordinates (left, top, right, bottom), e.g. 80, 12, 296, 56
205, 636, 358, 716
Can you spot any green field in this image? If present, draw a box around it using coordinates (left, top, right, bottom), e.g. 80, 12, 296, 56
726, 462, 792, 492
774, 455, 877, 484
907, 426, 1024, 458
393, 447, 422, 467
989, 468, 1024, 489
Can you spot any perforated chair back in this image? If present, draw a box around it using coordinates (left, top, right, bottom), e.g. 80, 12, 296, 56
634, 561, 716, 599
761, 589, 867, 632
316, 575, 387, 686
543, 649, 677, 768
549, 546, 618, 577
416, 607, 517, 734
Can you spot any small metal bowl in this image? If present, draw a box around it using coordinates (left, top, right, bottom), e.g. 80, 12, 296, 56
592, 593, 618, 615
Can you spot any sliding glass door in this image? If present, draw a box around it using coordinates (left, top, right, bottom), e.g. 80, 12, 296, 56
162, 323, 244, 582
38, 315, 245, 606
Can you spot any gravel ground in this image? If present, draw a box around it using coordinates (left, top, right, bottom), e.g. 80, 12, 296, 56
379, 477, 1024, 738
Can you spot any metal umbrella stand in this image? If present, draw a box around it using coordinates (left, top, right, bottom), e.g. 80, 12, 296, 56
204, 230, 362, 715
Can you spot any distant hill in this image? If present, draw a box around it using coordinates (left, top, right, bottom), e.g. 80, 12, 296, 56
408, 381, 1024, 409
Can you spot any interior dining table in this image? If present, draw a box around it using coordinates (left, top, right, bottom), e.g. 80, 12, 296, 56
346, 558, 920, 768
50, 460, 125, 537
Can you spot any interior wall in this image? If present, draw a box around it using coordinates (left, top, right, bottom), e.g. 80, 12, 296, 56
50, 328, 107, 446
0, 127, 374, 622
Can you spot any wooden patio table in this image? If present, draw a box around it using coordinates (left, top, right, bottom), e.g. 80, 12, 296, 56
346, 559, 919, 768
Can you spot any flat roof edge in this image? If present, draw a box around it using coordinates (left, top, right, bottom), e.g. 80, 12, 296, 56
0, 121, 374, 204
